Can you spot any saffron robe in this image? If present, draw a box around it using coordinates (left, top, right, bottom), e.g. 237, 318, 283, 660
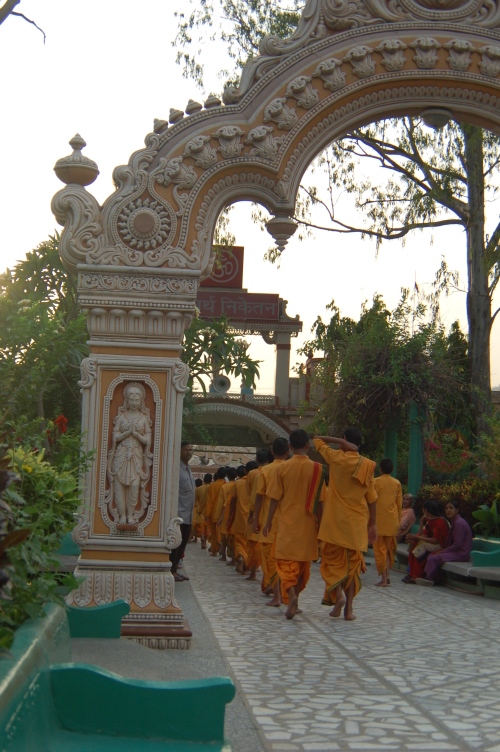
232, 477, 251, 535
204, 478, 226, 523
373, 474, 402, 536
266, 455, 325, 562
313, 439, 377, 552
245, 467, 262, 543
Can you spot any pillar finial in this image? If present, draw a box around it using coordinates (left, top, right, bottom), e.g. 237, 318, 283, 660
54, 134, 99, 186
265, 215, 298, 253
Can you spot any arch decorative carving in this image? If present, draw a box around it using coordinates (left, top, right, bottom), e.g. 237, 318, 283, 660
54, 1, 500, 283
192, 401, 290, 441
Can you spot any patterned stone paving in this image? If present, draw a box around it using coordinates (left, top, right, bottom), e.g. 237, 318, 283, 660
185, 544, 500, 751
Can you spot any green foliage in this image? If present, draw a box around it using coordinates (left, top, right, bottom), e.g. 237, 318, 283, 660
417, 479, 499, 529
0, 235, 88, 424
301, 291, 471, 454
423, 424, 474, 485
184, 314, 260, 391
1, 446, 83, 637
472, 497, 500, 538
474, 412, 500, 483
173, 0, 301, 88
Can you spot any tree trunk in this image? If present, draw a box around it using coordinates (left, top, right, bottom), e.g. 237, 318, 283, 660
463, 124, 492, 437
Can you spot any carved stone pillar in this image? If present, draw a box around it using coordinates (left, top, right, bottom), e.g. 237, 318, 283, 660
53, 137, 197, 648
275, 331, 292, 406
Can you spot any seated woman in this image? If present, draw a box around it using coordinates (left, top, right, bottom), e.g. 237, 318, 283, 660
403, 499, 449, 584
415, 500, 473, 586
396, 493, 416, 543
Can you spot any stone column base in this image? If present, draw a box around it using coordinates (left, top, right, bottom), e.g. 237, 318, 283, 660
66, 566, 191, 648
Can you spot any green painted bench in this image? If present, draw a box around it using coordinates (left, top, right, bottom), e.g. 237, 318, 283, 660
66, 600, 131, 638
1, 604, 235, 750
393, 543, 500, 598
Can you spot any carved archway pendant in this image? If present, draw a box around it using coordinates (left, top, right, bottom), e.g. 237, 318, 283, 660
53, 0, 500, 648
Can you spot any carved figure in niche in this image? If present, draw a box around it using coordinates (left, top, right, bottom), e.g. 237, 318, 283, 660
106, 382, 153, 528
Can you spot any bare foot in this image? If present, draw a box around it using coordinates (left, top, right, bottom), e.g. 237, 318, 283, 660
285, 596, 299, 620
329, 597, 346, 618
220, 556, 227, 562
344, 609, 356, 621
296, 608, 303, 614
375, 580, 388, 587
235, 557, 244, 574
245, 574, 257, 581
263, 587, 273, 595
265, 599, 281, 607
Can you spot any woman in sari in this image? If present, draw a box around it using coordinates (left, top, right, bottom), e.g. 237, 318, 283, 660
416, 500, 472, 586
402, 499, 449, 584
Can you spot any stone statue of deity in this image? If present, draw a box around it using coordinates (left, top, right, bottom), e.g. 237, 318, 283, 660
106, 382, 153, 527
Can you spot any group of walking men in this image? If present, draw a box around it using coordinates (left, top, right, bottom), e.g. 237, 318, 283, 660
188, 428, 405, 620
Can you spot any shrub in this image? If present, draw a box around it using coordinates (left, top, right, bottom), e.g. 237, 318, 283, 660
0, 446, 84, 649
416, 478, 499, 529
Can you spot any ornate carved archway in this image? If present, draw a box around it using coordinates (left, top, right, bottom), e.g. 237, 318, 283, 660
53, 0, 500, 644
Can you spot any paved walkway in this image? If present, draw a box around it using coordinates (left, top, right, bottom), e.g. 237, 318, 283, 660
184, 543, 500, 752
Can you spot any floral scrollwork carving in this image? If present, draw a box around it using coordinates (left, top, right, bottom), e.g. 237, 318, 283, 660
285, 76, 320, 110
344, 46, 375, 78
166, 516, 183, 550
79, 358, 97, 390
245, 126, 284, 161
173, 362, 190, 393
151, 157, 198, 217
409, 37, 441, 69
444, 39, 476, 72
479, 45, 500, 77
72, 513, 90, 547
312, 58, 346, 92
183, 135, 218, 170
375, 39, 407, 72
152, 157, 197, 191
212, 126, 246, 158
51, 185, 104, 275
263, 97, 298, 130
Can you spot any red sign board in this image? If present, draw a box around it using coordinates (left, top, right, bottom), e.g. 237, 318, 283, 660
201, 247, 244, 289
197, 291, 279, 321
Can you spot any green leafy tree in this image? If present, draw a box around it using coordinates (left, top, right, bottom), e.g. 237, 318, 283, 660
184, 315, 259, 392
0, 236, 87, 424
301, 292, 471, 455
173, 1, 500, 437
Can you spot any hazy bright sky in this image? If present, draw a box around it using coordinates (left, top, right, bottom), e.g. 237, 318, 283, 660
1, 0, 499, 391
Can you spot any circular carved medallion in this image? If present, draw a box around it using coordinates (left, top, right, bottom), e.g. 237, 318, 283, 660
117, 198, 175, 250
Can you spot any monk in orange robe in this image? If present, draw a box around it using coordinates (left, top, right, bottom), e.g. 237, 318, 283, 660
196, 473, 212, 549
228, 464, 255, 574
313, 429, 377, 622
244, 451, 269, 581
204, 467, 227, 557
192, 478, 204, 542
264, 430, 325, 620
216, 467, 237, 562
373, 458, 402, 587
253, 437, 290, 606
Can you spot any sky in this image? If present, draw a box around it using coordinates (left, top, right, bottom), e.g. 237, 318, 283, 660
1, 0, 499, 393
